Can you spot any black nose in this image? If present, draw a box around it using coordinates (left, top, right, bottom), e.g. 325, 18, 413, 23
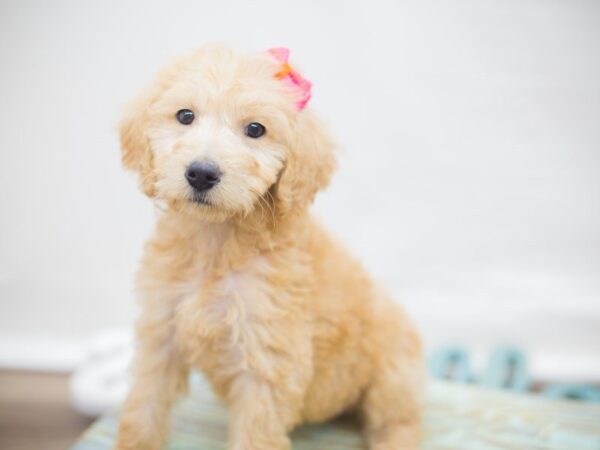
185, 161, 221, 192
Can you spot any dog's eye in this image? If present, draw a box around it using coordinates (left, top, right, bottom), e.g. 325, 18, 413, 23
245, 122, 266, 138
176, 109, 195, 125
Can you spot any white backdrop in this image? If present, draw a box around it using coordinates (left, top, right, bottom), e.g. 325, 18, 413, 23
1, 0, 599, 378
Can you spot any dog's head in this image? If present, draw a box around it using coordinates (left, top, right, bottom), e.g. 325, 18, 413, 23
120, 45, 336, 222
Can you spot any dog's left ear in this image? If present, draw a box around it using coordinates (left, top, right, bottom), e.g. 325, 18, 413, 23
273, 111, 336, 216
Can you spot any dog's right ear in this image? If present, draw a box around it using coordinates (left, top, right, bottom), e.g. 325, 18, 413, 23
119, 85, 161, 197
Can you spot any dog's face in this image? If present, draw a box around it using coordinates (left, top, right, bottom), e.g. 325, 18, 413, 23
120, 46, 335, 222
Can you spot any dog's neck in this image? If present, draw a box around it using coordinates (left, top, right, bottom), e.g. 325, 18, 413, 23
155, 205, 311, 274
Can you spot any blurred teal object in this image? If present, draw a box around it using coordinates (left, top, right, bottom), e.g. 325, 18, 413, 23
429, 347, 472, 382
544, 384, 600, 403
481, 347, 530, 392
430, 346, 600, 404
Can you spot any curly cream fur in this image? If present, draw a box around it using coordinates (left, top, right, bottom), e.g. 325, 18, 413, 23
115, 45, 424, 450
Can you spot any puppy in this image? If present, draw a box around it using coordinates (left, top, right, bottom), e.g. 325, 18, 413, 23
115, 45, 424, 450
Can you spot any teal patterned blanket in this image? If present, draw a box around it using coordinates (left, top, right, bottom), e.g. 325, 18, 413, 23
71, 379, 600, 450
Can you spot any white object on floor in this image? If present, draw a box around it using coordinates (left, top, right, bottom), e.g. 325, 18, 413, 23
69, 329, 133, 417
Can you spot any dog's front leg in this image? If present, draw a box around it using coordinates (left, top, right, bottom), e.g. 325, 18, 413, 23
227, 374, 297, 450
114, 310, 189, 450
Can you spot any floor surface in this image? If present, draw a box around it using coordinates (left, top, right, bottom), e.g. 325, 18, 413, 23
0, 370, 92, 450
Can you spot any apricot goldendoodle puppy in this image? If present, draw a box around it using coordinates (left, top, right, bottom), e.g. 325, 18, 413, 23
115, 45, 424, 450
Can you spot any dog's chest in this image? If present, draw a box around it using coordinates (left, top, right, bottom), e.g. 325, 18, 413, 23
175, 256, 279, 378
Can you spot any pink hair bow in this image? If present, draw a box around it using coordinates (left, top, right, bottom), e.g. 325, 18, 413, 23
268, 47, 312, 111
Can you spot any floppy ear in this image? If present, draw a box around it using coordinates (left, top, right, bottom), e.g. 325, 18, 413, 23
119, 86, 162, 197
273, 111, 337, 216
